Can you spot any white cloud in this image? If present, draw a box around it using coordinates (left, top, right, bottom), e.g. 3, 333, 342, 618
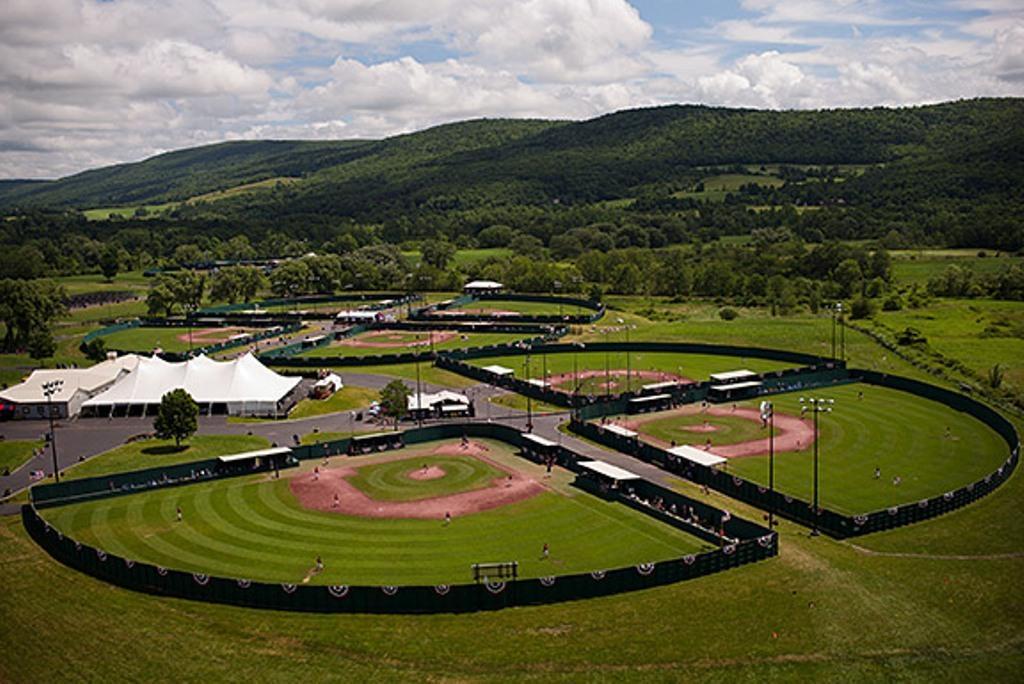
1, 0, 1023, 179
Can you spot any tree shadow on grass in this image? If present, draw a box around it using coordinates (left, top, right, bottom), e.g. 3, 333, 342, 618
141, 444, 191, 456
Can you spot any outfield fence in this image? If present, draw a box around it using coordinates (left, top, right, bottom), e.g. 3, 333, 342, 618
571, 367, 1021, 538
24, 422, 776, 614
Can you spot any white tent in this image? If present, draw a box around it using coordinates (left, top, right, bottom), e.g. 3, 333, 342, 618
82, 353, 300, 416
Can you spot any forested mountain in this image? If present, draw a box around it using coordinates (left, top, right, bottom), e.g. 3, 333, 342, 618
1, 98, 1023, 272
4, 99, 1021, 214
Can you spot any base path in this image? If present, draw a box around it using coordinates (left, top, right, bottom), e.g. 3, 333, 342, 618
622, 405, 815, 458
290, 441, 546, 519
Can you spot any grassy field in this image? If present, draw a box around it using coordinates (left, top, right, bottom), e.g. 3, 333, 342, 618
638, 412, 773, 447
717, 384, 1009, 514
468, 350, 794, 386
302, 330, 528, 358
96, 325, 261, 354
890, 251, 1016, 286
0, 439, 43, 475
872, 299, 1024, 391
286, 385, 379, 420
402, 248, 513, 268
61, 435, 270, 482
40, 440, 708, 586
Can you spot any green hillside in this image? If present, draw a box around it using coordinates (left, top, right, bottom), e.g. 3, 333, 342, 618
3, 100, 1021, 218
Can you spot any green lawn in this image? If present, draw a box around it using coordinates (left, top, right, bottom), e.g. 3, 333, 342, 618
287, 385, 379, 420
346, 454, 505, 501
402, 248, 513, 268
488, 393, 566, 414
61, 435, 271, 482
450, 300, 593, 316
721, 384, 1010, 514
40, 440, 707, 585
97, 326, 259, 354
0, 439, 43, 474
469, 350, 794, 386
303, 362, 478, 389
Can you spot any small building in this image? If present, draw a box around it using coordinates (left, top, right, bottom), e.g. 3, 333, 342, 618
707, 369, 763, 402
627, 393, 672, 414
667, 444, 728, 469
407, 390, 471, 420
311, 373, 343, 400
463, 280, 504, 296
574, 460, 642, 499
481, 364, 515, 378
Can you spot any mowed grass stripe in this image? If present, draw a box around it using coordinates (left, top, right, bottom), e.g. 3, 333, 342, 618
44, 443, 706, 585
724, 383, 1008, 514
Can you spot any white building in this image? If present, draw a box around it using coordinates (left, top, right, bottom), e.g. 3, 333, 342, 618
407, 390, 471, 418
0, 354, 140, 420
463, 280, 504, 295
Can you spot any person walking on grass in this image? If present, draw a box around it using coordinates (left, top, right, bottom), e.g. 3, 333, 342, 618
176, 506, 182, 522
542, 543, 549, 560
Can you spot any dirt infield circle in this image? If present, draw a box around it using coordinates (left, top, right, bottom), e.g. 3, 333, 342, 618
620, 405, 815, 458
290, 441, 546, 519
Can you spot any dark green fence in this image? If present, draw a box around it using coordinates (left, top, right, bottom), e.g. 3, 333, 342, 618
572, 368, 1020, 539
24, 422, 776, 613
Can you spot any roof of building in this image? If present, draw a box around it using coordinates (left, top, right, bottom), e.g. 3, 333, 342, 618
408, 390, 469, 411
579, 460, 641, 481
667, 444, 728, 467
709, 369, 757, 382
0, 355, 140, 404
463, 280, 504, 290
82, 353, 300, 406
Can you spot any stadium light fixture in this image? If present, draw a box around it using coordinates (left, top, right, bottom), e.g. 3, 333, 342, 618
760, 400, 776, 529
799, 396, 835, 537
42, 379, 64, 483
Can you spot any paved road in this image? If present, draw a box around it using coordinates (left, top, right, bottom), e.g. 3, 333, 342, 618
0, 372, 650, 514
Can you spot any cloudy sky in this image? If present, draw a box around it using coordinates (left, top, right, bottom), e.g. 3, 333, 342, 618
2, 0, 1022, 179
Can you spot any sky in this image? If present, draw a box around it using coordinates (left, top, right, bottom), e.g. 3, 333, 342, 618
1, 0, 1022, 179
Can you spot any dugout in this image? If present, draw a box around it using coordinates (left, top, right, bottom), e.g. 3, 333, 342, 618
666, 444, 727, 470
574, 460, 642, 500
520, 432, 557, 463
707, 369, 763, 403
627, 393, 672, 414
348, 431, 405, 455
217, 446, 293, 475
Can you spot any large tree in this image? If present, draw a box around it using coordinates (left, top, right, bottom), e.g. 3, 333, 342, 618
154, 389, 199, 447
378, 380, 411, 429
0, 279, 66, 353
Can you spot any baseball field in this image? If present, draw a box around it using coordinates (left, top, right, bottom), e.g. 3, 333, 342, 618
38, 439, 708, 586
618, 383, 1009, 514
298, 330, 530, 357
97, 326, 260, 353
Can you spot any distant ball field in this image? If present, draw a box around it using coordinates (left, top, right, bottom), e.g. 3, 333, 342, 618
299, 329, 529, 358
41, 440, 710, 586
617, 383, 1009, 515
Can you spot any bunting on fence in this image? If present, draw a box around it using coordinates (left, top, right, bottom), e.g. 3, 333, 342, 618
636, 562, 655, 576
485, 580, 506, 594
237, 579, 251, 589
156, 566, 168, 576
683, 555, 696, 566
281, 583, 296, 594
96, 549, 107, 561
723, 544, 737, 556
540, 576, 556, 587
758, 535, 773, 548
123, 558, 135, 569
854, 515, 867, 526
193, 573, 210, 586
888, 506, 899, 516
327, 585, 349, 599
381, 585, 398, 596
433, 584, 450, 596
590, 570, 606, 580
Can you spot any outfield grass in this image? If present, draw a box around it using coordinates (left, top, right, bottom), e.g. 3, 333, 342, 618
306, 362, 478, 389
468, 350, 795, 385
286, 385, 379, 420
40, 441, 708, 585
97, 326, 258, 354
488, 393, 566, 414
301, 331, 527, 358
0, 439, 43, 474
720, 384, 1009, 514
61, 435, 270, 482
450, 300, 593, 316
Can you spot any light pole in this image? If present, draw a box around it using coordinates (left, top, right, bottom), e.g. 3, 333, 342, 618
43, 380, 63, 483
524, 345, 533, 432
414, 333, 423, 427
601, 327, 612, 399
573, 342, 585, 396
838, 302, 846, 362
617, 318, 633, 393
761, 400, 775, 529
830, 304, 837, 360
800, 396, 834, 536
554, 280, 562, 318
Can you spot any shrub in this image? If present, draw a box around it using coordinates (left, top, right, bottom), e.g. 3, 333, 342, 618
718, 307, 738, 321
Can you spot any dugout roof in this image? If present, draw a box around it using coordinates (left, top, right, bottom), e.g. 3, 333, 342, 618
667, 444, 727, 467
709, 369, 757, 382
602, 424, 638, 439
219, 446, 292, 463
481, 364, 514, 376
579, 460, 641, 481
